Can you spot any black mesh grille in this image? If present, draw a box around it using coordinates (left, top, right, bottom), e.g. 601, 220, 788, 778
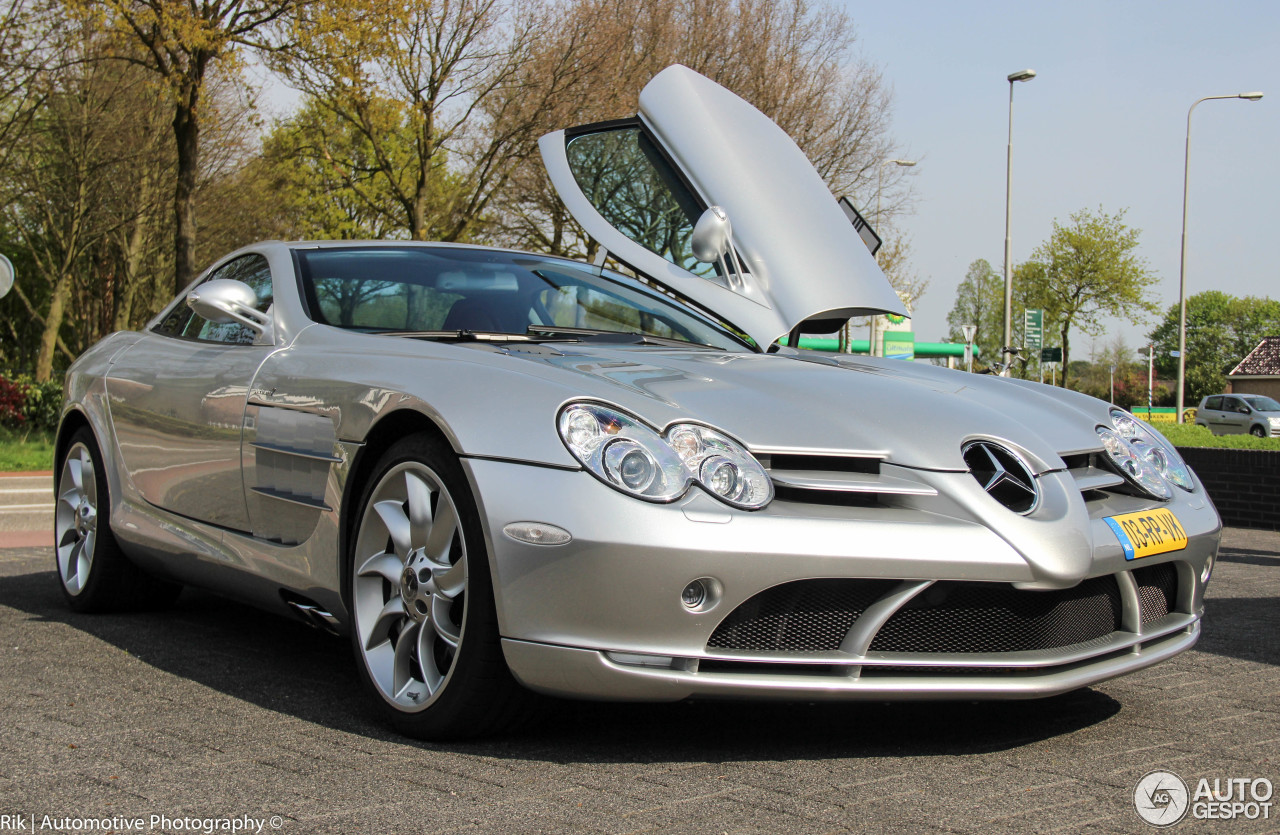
707, 579, 898, 652
1133, 562, 1178, 624
867, 575, 1123, 654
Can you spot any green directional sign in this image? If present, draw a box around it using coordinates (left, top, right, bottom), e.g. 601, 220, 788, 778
1023, 308, 1043, 351
1041, 347, 1062, 364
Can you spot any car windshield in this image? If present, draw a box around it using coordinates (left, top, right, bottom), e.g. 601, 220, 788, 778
293, 246, 751, 351
1242, 395, 1280, 412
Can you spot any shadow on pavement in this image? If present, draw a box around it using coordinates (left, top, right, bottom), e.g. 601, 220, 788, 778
1, 564, 1126, 762
1198, 596, 1280, 667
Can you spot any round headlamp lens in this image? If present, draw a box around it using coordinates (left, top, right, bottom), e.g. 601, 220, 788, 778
668, 426, 703, 463
702, 456, 742, 500
563, 407, 602, 453
611, 443, 658, 491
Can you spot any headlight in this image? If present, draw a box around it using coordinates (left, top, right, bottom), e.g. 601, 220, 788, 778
1109, 408, 1194, 491
1096, 427, 1172, 500
1269, 417, 1280, 427
557, 402, 773, 509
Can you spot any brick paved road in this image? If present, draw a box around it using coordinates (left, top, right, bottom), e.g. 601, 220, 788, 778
0, 529, 1276, 834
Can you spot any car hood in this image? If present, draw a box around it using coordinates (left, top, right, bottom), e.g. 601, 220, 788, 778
490, 343, 1110, 473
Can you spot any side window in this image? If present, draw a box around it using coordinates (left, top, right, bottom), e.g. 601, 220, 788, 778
154, 254, 274, 345
565, 126, 718, 280
1204, 396, 1221, 410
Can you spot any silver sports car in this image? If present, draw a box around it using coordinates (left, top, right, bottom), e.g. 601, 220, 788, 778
54, 66, 1220, 739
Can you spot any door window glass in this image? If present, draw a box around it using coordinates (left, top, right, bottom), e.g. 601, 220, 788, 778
154, 254, 274, 345
565, 126, 718, 280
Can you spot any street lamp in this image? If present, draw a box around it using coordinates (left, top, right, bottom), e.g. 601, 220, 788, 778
1176, 92, 1264, 422
1002, 69, 1036, 376
865, 158, 916, 355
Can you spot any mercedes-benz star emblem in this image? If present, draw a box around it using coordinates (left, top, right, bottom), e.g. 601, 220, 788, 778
962, 441, 1039, 514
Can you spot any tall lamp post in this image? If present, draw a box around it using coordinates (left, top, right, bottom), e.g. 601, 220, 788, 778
1176, 92, 1264, 422
1002, 69, 1036, 377
866, 158, 916, 355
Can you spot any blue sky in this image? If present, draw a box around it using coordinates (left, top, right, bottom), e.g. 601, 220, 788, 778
841, 0, 1278, 357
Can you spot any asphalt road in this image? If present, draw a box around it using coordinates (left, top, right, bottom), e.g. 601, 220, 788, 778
0, 529, 1277, 835
0, 473, 53, 548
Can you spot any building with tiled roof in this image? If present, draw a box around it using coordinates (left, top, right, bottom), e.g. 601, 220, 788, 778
1227, 336, 1280, 400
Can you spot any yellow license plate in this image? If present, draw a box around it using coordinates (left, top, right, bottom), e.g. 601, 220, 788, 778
1105, 508, 1188, 560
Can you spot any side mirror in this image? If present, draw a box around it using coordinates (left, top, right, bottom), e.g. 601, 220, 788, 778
690, 206, 745, 290
187, 279, 272, 338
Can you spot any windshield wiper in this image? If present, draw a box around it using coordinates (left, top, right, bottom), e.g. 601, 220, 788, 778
374, 329, 573, 343
525, 325, 716, 349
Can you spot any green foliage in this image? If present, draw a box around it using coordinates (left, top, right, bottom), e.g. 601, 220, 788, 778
1148, 291, 1280, 403
258, 99, 443, 241
1149, 421, 1280, 450
21, 378, 64, 430
0, 373, 63, 431
1019, 207, 1160, 389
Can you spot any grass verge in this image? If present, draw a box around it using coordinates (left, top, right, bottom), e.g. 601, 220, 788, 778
0, 426, 55, 472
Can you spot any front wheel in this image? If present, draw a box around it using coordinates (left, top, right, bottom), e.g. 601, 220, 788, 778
1251, 425, 1267, 438
55, 427, 180, 612
348, 434, 527, 739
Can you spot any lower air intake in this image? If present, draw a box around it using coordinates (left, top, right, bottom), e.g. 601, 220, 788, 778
707, 579, 898, 652
1133, 562, 1178, 624
868, 575, 1123, 654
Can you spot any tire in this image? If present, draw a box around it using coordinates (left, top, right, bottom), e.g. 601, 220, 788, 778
1250, 425, 1266, 438
348, 434, 527, 740
54, 427, 182, 613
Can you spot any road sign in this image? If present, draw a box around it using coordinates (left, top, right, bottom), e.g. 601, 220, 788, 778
1023, 309, 1043, 351
0, 254, 13, 300
1041, 347, 1062, 364
1169, 350, 1181, 358
961, 324, 977, 344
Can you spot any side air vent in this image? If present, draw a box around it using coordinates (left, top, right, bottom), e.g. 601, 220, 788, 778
762, 453, 935, 505
962, 441, 1039, 514
765, 454, 879, 474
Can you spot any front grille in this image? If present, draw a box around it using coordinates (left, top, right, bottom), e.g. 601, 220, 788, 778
1133, 562, 1178, 624
867, 576, 1123, 654
707, 579, 898, 652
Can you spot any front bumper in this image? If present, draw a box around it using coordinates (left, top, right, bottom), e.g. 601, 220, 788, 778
462, 457, 1219, 701
502, 620, 1199, 701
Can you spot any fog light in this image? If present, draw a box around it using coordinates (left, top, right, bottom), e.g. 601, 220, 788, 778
681, 579, 707, 609
1202, 553, 1214, 584
502, 521, 572, 546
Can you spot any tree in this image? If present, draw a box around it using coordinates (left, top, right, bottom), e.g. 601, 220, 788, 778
1149, 291, 1280, 403
1018, 207, 1159, 389
3, 35, 145, 380
80, 0, 294, 295
272, 0, 592, 242
0, 0, 59, 169
945, 259, 1002, 365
